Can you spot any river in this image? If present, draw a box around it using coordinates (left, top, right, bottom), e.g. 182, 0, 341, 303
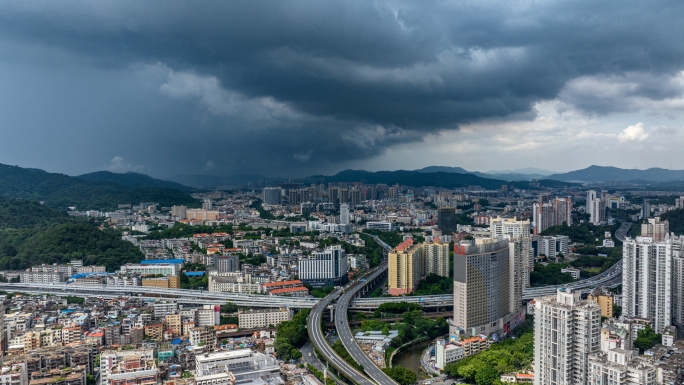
392, 339, 433, 380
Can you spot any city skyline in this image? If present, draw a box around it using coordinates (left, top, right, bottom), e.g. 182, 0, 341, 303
1, 1, 683, 178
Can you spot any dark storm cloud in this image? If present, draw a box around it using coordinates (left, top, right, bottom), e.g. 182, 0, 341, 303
1, 0, 684, 176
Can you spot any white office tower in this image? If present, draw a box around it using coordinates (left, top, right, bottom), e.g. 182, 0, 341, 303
340, 203, 350, 233
491, 217, 532, 288
262, 187, 282, 205
298, 244, 348, 287
641, 218, 669, 242
622, 236, 672, 333
534, 289, 601, 385
586, 190, 597, 213
587, 192, 606, 225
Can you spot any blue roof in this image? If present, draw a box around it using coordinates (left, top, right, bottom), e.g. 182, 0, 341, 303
141, 259, 184, 265
172, 338, 183, 345
185, 271, 205, 276
70, 273, 95, 279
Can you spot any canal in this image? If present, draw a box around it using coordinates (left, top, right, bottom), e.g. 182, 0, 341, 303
392, 338, 433, 380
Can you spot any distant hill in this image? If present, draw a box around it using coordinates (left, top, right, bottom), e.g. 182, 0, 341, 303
77, 171, 194, 192
0, 163, 200, 210
320, 169, 571, 189
415, 166, 547, 181
546, 166, 684, 183
416, 166, 471, 174
485, 167, 555, 176
0, 198, 69, 229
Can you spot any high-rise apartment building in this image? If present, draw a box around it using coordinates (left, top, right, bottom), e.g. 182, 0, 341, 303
533, 289, 601, 385
215, 255, 240, 273
350, 188, 361, 205
641, 217, 669, 242
423, 239, 450, 278
622, 236, 672, 333
673, 244, 684, 332
532, 197, 573, 234
490, 217, 532, 289
388, 239, 423, 295
453, 238, 523, 337
262, 187, 282, 205
388, 238, 451, 295
171, 205, 187, 220
437, 207, 457, 234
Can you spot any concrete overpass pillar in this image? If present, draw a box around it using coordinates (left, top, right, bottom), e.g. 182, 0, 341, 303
330, 306, 334, 321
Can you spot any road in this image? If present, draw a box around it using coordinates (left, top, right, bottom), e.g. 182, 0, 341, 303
301, 342, 346, 385
308, 286, 373, 384
336, 264, 399, 385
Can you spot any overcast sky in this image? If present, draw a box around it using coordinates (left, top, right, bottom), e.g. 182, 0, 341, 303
1, 0, 684, 178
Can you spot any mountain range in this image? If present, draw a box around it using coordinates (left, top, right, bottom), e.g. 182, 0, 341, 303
545, 166, 684, 183
77, 171, 195, 192
415, 166, 549, 181
317, 169, 571, 190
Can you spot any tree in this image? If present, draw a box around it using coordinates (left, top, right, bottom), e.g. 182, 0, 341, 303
633, 325, 661, 352
382, 367, 417, 385
475, 366, 498, 385
290, 349, 302, 360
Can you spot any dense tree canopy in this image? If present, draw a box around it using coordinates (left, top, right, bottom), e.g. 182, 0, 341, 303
633, 325, 662, 352
661, 209, 684, 235
444, 317, 534, 385
382, 367, 417, 385
0, 198, 143, 271
274, 309, 310, 361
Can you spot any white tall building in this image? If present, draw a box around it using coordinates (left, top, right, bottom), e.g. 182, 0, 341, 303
622, 236, 672, 333
491, 217, 532, 288
339, 203, 350, 226
586, 190, 597, 214
586, 190, 606, 225
298, 245, 348, 287
534, 289, 601, 385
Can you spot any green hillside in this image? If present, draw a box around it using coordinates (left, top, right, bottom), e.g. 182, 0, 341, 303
0, 164, 200, 210
660, 209, 684, 235
0, 198, 142, 271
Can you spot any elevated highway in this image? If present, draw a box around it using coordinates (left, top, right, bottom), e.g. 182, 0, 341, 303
335, 264, 398, 385
308, 264, 389, 385
0, 223, 629, 308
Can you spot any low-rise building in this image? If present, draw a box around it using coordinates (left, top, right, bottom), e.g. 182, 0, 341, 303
237, 308, 291, 329
195, 349, 279, 381
435, 338, 465, 369
141, 276, 180, 289
268, 286, 309, 297
100, 349, 155, 385
189, 327, 216, 351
